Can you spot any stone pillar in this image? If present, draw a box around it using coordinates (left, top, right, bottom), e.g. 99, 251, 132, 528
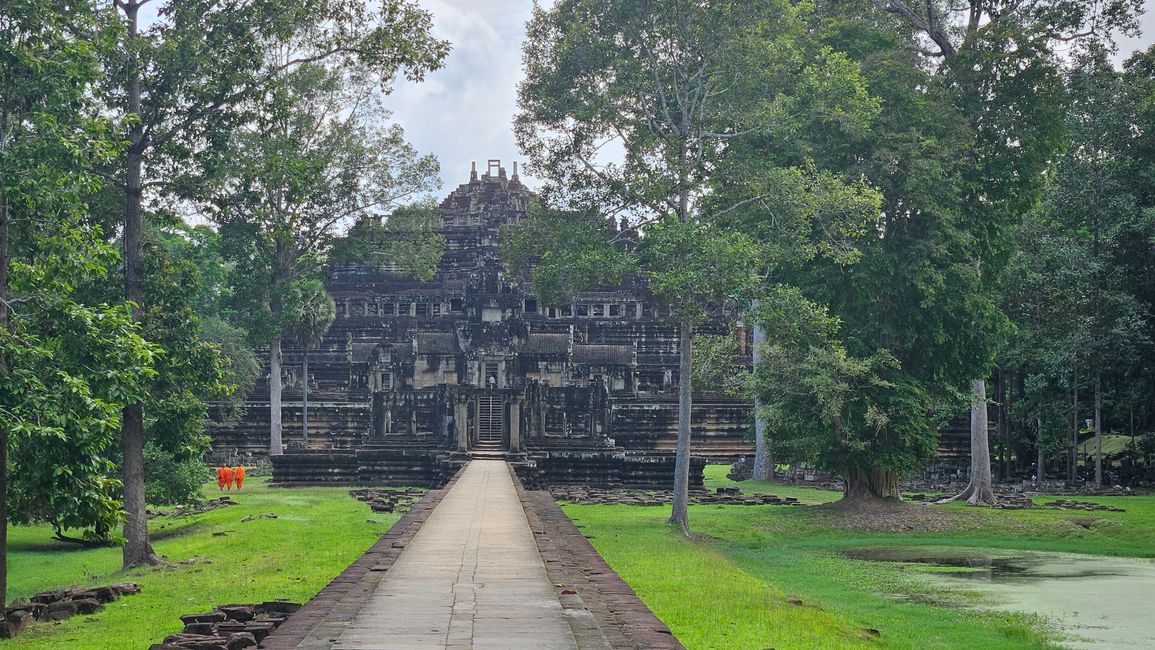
509, 399, 522, 453
454, 400, 469, 452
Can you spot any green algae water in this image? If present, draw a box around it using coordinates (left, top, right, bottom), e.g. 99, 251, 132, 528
847, 546, 1155, 648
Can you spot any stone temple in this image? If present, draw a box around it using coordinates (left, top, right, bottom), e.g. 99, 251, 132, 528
208, 160, 754, 487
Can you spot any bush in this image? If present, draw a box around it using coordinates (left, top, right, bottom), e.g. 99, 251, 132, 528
144, 442, 211, 506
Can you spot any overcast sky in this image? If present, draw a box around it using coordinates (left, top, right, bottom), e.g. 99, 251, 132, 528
386, 0, 1155, 195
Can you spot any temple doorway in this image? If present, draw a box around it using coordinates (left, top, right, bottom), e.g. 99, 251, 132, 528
476, 395, 505, 448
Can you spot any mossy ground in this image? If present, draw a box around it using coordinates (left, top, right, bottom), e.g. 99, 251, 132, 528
7, 476, 402, 649
560, 465, 1155, 650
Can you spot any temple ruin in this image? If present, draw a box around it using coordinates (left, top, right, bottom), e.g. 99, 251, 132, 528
209, 160, 753, 487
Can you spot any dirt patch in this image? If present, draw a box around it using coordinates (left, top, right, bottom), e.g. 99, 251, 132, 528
812, 497, 984, 533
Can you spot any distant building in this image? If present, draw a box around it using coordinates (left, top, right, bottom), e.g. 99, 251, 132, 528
209, 160, 752, 486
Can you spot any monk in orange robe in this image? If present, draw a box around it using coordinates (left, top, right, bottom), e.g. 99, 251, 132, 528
234, 465, 245, 490
223, 466, 235, 490
216, 466, 226, 491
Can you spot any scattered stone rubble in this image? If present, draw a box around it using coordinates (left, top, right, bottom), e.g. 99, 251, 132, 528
149, 601, 300, 649
1044, 499, 1125, 512
1, 582, 141, 638
550, 485, 803, 506
148, 496, 238, 518
349, 488, 424, 513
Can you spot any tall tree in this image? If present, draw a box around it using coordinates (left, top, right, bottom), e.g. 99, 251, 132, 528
518, 0, 878, 531
103, 0, 448, 567
0, 0, 152, 600
207, 63, 440, 457
862, 0, 1139, 503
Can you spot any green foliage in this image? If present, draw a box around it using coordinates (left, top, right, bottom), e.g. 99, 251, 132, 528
0, 0, 157, 544
329, 202, 446, 281
142, 441, 209, 506
501, 206, 637, 307
5, 299, 156, 541
208, 63, 441, 348
750, 286, 939, 476
288, 279, 336, 349
690, 334, 747, 397
639, 217, 761, 323
137, 233, 233, 462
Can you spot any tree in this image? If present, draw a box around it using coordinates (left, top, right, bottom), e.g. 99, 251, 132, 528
867, 0, 1142, 504
102, 0, 447, 567
0, 0, 150, 602
207, 63, 441, 458
999, 46, 1153, 488
518, 0, 878, 532
289, 280, 336, 446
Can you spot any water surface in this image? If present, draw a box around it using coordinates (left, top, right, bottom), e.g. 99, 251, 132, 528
847, 546, 1155, 649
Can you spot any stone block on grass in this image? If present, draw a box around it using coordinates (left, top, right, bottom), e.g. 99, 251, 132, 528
181, 611, 227, 624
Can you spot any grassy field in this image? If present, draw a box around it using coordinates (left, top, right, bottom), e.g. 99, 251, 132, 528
7, 476, 401, 649
562, 465, 1155, 650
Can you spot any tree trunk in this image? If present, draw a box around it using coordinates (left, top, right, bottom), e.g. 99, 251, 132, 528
120, 2, 161, 569
843, 465, 900, 500
998, 369, 1010, 480
269, 333, 284, 455
750, 309, 771, 482
667, 316, 693, 534
1, 166, 11, 606
1036, 416, 1045, 483
943, 379, 995, 505
1070, 372, 1078, 482
1094, 373, 1103, 489
301, 346, 309, 446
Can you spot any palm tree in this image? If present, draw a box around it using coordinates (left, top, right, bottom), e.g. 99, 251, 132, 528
290, 280, 335, 446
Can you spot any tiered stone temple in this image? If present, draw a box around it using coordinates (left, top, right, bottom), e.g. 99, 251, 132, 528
209, 160, 753, 487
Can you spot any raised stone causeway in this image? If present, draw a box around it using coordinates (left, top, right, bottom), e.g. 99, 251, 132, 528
259, 460, 679, 649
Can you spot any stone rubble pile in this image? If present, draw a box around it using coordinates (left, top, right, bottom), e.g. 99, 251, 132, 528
2, 582, 141, 638
550, 485, 802, 506
148, 496, 238, 518
149, 600, 300, 649
349, 488, 424, 513
1044, 499, 1126, 512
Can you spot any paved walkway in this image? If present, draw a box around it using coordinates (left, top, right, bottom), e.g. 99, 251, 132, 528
299, 460, 602, 650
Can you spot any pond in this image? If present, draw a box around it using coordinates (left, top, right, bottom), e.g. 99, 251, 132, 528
846, 546, 1155, 649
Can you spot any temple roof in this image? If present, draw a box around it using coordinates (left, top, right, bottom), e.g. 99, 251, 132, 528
413, 332, 459, 356
572, 344, 635, 366
522, 332, 571, 355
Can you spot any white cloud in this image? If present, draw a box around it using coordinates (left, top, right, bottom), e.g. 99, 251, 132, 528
384, 0, 544, 193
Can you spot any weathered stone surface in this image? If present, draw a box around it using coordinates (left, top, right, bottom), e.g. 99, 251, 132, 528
217, 605, 256, 622
224, 632, 257, 649
258, 600, 300, 615
180, 611, 227, 624
71, 598, 104, 615
162, 633, 229, 649
211, 163, 754, 481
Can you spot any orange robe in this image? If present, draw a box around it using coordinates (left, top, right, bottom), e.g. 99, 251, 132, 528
223, 466, 235, 490
234, 466, 245, 489
216, 466, 226, 490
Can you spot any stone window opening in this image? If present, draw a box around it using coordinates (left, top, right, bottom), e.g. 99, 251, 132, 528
609, 304, 621, 317
592, 304, 604, 317
577, 304, 589, 317
416, 303, 429, 317
562, 304, 573, 317
524, 298, 538, 313
433, 303, 442, 316
451, 298, 464, 312
626, 303, 637, 318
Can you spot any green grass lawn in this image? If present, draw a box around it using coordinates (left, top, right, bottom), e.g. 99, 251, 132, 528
7, 477, 403, 649
563, 465, 1155, 650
